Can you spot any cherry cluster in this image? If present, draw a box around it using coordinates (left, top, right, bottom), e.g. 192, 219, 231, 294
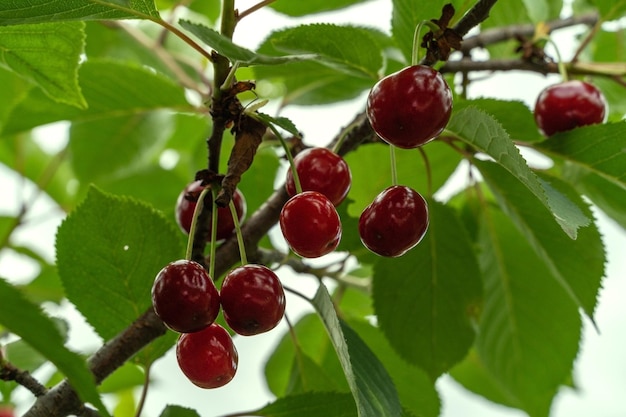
151, 183, 285, 389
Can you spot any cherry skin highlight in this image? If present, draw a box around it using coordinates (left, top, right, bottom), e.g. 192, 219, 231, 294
534, 80, 606, 136
220, 264, 286, 336
151, 259, 220, 333
359, 186, 429, 257
175, 180, 246, 241
366, 65, 452, 149
176, 323, 238, 389
285, 147, 352, 206
279, 191, 342, 258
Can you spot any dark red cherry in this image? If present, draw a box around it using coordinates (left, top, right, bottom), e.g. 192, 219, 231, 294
176, 323, 238, 388
534, 80, 606, 136
366, 65, 452, 149
279, 191, 342, 258
359, 186, 429, 257
220, 264, 286, 336
151, 259, 220, 333
285, 147, 352, 206
175, 180, 246, 241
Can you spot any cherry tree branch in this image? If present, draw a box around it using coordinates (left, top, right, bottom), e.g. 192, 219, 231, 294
441, 58, 626, 77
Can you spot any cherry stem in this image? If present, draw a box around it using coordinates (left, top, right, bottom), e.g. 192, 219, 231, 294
267, 122, 303, 194
185, 187, 211, 261
418, 147, 433, 197
208, 187, 219, 278
332, 119, 360, 154
390, 145, 399, 186
411, 20, 439, 65
543, 36, 569, 81
229, 198, 248, 265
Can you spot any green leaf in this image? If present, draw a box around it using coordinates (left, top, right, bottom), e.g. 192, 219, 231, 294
0, 277, 110, 416
69, 110, 175, 184
447, 106, 590, 238
178, 20, 316, 65
0, 22, 86, 108
535, 122, 626, 189
270, 0, 371, 16
99, 363, 145, 393
521, 0, 563, 22
256, 113, 300, 137
347, 319, 441, 417
373, 200, 483, 379
158, 405, 201, 417
562, 163, 626, 230
454, 98, 542, 143
247, 392, 357, 417
475, 204, 582, 417
591, 0, 626, 19
265, 313, 348, 397
267, 24, 383, 78
0, 0, 159, 25
312, 283, 403, 417
2, 59, 191, 136
475, 160, 605, 319
55, 186, 185, 340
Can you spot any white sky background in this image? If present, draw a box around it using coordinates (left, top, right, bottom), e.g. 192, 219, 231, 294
0, 0, 625, 416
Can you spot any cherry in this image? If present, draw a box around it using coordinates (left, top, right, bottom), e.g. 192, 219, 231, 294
151, 259, 220, 333
279, 191, 342, 258
366, 65, 452, 149
176, 323, 238, 389
534, 80, 606, 136
220, 264, 286, 336
0, 406, 15, 417
359, 186, 429, 257
175, 180, 246, 241
285, 147, 352, 206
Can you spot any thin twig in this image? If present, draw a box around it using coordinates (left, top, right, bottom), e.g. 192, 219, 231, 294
237, 0, 278, 21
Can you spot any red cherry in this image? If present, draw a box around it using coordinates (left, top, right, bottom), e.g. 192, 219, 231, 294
534, 80, 606, 136
366, 65, 452, 149
279, 191, 342, 258
359, 186, 429, 257
285, 147, 352, 206
176, 323, 238, 388
151, 259, 220, 333
220, 264, 286, 336
0, 406, 15, 417
175, 181, 246, 241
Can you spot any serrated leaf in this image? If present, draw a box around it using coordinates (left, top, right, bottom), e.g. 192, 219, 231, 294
535, 122, 626, 189
0, 22, 86, 108
475, 204, 582, 417
55, 186, 185, 340
248, 392, 357, 417
475, 160, 605, 319
347, 319, 441, 417
159, 405, 201, 417
373, 200, 482, 379
2, 59, 191, 136
0, 0, 159, 25
178, 20, 315, 65
454, 98, 542, 143
562, 162, 626, 230
447, 106, 590, 238
268, 24, 383, 78
312, 283, 402, 417
0, 277, 110, 416
270, 0, 371, 16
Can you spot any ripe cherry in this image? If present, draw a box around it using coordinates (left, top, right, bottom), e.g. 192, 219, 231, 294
220, 264, 286, 336
151, 259, 220, 333
534, 80, 606, 136
0, 406, 15, 417
279, 191, 342, 258
176, 323, 238, 389
175, 180, 246, 241
285, 147, 352, 206
359, 186, 429, 257
366, 65, 452, 149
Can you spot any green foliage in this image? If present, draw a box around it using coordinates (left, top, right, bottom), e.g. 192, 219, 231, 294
0, 278, 109, 415
56, 186, 184, 340
0, 0, 624, 416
